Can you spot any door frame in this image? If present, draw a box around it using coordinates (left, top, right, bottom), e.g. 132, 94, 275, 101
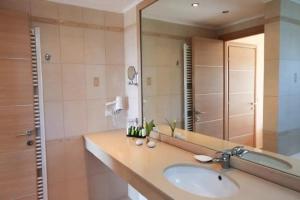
224, 42, 258, 147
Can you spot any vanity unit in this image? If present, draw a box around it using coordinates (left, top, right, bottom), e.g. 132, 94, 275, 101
84, 130, 300, 200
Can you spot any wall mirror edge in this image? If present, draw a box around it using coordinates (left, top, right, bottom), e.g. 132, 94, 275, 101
138, 0, 300, 179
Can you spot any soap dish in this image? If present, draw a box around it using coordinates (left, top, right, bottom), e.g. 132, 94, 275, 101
194, 155, 213, 163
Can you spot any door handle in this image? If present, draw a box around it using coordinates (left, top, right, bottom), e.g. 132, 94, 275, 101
17, 130, 35, 146
17, 130, 33, 137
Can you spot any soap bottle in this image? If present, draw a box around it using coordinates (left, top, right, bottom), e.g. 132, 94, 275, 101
142, 120, 146, 137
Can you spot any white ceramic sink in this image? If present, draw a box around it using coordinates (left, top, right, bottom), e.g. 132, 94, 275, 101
164, 165, 239, 198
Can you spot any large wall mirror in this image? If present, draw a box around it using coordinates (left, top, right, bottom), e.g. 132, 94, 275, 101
141, 0, 300, 177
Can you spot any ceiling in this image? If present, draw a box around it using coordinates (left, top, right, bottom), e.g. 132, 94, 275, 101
142, 0, 268, 29
48, 0, 143, 13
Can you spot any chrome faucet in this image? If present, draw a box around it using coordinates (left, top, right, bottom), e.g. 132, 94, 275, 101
231, 146, 249, 157
212, 146, 249, 169
213, 151, 231, 169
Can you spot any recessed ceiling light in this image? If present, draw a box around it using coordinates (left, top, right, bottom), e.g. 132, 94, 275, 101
191, 3, 199, 7
222, 10, 230, 14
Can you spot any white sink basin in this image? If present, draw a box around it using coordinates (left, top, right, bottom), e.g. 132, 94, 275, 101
164, 165, 239, 198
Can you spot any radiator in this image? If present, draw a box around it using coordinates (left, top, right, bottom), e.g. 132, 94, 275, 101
183, 44, 193, 131
31, 27, 48, 200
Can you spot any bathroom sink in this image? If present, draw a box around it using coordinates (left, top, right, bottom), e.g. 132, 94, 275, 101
163, 165, 239, 198
240, 151, 292, 171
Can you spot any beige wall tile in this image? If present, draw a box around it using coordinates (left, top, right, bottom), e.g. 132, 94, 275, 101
46, 140, 65, 184
30, 0, 59, 19
263, 96, 278, 132
105, 65, 125, 99
280, 22, 300, 61
127, 95, 139, 120
124, 26, 138, 66
82, 8, 105, 25
169, 94, 183, 123
156, 67, 171, 95
60, 26, 84, 64
155, 95, 172, 123
64, 138, 87, 180
66, 177, 89, 200
124, 7, 136, 27
85, 152, 110, 177
264, 22, 280, 61
44, 101, 64, 141
107, 172, 128, 200
87, 99, 107, 132
142, 67, 157, 97
105, 11, 124, 27
105, 31, 124, 65
264, 60, 279, 97
58, 4, 82, 22
42, 63, 63, 101
84, 29, 106, 65
33, 22, 61, 64
86, 65, 106, 99
62, 64, 86, 100
265, 0, 280, 19
170, 67, 183, 95
279, 60, 300, 96
87, 173, 109, 200
48, 180, 66, 200
0, 0, 30, 13
64, 100, 87, 137
143, 96, 158, 123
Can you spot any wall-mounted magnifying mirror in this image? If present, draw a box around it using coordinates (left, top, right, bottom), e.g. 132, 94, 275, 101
140, 0, 300, 177
128, 66, 138, 86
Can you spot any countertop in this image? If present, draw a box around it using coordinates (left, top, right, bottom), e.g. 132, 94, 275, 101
84, 130, 300, 200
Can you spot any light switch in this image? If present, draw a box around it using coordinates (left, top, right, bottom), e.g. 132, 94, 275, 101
93, 77, 100, 87
147, 77, 152, 86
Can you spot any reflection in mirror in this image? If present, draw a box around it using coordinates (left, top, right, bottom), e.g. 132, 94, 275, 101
128, 66, 138, 85
141, 0, 300, 176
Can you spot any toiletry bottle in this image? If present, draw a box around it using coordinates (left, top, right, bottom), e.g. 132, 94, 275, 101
126, 123, 131, 136
142, 119, 146, 137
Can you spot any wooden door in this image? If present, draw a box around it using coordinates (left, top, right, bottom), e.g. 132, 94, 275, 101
0, 10, 37, 199
192, 37, 224, 139
227, 42, 256, 146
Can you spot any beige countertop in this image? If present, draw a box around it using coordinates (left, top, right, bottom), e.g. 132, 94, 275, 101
156, 124, 300, 176
84, 130, 300, 200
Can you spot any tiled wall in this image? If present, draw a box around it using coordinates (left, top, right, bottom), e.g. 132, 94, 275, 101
124, 7, 140, 122
141, 18, 216, 127
263, 0, 300, 155
277, 0, 300, 155
0, 0, 128, 199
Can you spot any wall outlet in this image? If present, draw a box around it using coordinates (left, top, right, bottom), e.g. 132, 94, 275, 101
146, 77, 152, 86
294, 73, 298, 83
93, 77, 100, 87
